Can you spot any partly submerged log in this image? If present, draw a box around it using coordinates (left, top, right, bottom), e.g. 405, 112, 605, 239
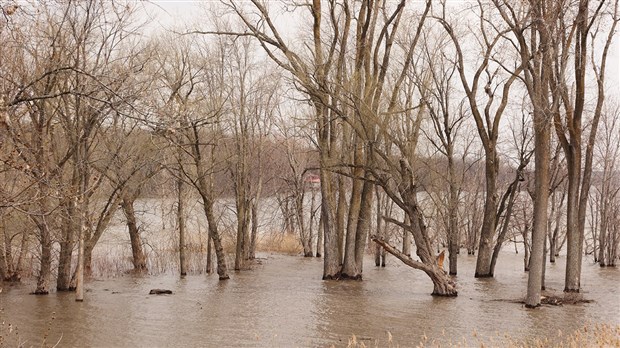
149, 289, 172, 295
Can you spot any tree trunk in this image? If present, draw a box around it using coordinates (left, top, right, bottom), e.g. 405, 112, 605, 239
75, 208, 85, 302
316, 210, 323, 258
121, 197, 147, 272
447, 155, 459, 275
177, 178, 187, 276
83, 195, 122, 276
354, 179, 373, 275
249, 201, 258, 259
541, 237, 547, 290
34, 213, 52, 294
490, 182, 519, 275
234, 193, 248, 271
525, 17, 552, 305
200, 191, 229, 280
475, 153, 499, 278
375, 188, 383, 267
57, 200, 76, 291
335, 176, 346, 261
341, 145, 363, 278
564, 152, 582, 292
0, 228, 8, 281
402, 224, 412, 257
206, 236, 213, 274
599, 208, 607, 266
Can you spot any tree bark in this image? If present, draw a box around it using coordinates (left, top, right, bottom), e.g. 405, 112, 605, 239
33, 203, 52, 295
57, 199, 76, 291
341, 139, 363, 278
121, 196, 147, 272
206, 236, 213, 274
475, 154, 499, 277
354, 179, 374, 275
177, 178, 187, 276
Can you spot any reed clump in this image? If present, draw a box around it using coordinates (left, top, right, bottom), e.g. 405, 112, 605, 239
257, 232, 303, 255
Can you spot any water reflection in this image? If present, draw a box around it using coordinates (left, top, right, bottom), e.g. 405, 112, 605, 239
1, 252, 618, 347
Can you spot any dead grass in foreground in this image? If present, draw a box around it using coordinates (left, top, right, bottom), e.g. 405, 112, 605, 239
340, 324, 620, 348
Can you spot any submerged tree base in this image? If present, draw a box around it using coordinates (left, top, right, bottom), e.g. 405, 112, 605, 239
498, 292, 593, 307
56, 287, 76, 292
339, 273, 363, 281
431, 291, 458, 297
564, 287, 581, 293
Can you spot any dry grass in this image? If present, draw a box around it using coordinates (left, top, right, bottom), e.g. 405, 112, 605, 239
339, 324, 620, 348
256, 232, 303, 255
85, 231, 305, 277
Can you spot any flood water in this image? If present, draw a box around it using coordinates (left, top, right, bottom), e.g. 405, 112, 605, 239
1, 252, 619, 347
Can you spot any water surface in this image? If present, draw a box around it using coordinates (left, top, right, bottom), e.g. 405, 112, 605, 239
1, 252, 619, 347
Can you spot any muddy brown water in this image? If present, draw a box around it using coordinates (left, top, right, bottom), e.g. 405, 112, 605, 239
1, 252, 619, 347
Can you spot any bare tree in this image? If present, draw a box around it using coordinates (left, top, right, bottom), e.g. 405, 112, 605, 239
436, 1, 526, 278
595, 103, 620, 266
150, 33, 230, 280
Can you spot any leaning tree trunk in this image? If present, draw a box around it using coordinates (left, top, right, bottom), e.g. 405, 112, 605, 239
373, 238, 457, 296
199, 190, 229, 280
121, 197, 147, 272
